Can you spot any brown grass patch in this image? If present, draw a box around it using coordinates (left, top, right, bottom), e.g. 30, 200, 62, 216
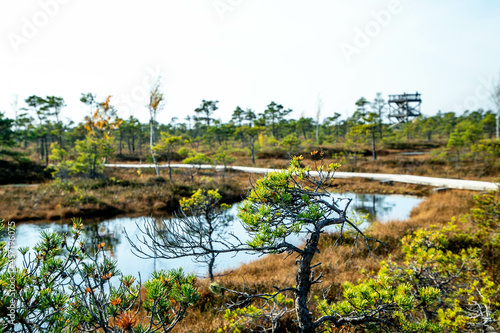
0, 168, 247, 223
231, 150, 498, 182
170, 190, 476, 332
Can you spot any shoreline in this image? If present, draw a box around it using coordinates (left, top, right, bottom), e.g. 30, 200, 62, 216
2, 164, 490, 224
2, 179, 428, 224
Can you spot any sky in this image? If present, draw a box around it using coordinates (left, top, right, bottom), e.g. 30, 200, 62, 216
1, 0, 500, 125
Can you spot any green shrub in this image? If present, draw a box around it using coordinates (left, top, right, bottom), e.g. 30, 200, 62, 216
319, 222, 500, 332
0, 219, 199, 332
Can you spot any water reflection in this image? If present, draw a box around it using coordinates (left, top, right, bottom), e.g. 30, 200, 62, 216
3, 193, 422, 279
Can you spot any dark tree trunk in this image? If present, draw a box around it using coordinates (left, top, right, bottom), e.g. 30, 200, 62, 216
38, 137, 43, 162
138, 131, 142, 155
119, 134, 123, 155
295, 231, 321, 333
353, 147, 358, 171
45, 137, 49, 166
168, 155, 172, 180
92, 155, 97, 179
207, 215, 216, 282
371, 130, 377, 161
208, 255, 215, 282
378, 110, 383, 140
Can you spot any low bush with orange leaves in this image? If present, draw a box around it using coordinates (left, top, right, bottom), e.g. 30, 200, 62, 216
0, 218, 200, 332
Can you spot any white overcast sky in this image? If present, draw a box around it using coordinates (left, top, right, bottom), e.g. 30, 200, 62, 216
1, 0, 500, 125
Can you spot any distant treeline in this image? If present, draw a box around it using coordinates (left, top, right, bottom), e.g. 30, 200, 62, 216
1, 93, 499, 167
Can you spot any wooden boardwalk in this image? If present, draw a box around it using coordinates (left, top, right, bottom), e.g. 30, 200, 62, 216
104, 163, 498, 192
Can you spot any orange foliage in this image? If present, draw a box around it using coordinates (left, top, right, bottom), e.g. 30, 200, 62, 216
84, 95, 122, 137
110, 297, 122, 306
115, 311, 137, 331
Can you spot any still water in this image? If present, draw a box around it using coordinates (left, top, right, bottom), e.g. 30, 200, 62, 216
5, 193, 422, 279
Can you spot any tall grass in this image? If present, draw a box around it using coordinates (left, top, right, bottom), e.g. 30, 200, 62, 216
170, 190, 475, 332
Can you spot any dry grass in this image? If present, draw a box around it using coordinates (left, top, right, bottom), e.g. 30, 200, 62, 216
342, 154, 499, 181
0, 168, 247, 222
1, 149, 488, 331
1, 162, 439, 223
221, 149, 499, 182
328, 177, 430, 196
171, 190, 476, 332
369, 189, 476, 241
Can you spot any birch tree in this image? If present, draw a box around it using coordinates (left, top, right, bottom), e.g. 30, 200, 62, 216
149, 79, 165, 176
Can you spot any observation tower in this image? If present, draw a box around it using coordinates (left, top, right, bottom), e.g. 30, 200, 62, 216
388, 92, 422, 123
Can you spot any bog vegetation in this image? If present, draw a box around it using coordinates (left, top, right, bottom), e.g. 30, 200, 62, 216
1, 162, 500, 331
1, 92, 500, 185
0, 91, 500, 332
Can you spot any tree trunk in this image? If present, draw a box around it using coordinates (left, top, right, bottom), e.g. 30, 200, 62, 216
371, 130, 377, 160
38, 137, 43, 162
316, 123, 319, 143
295, 231, 321, 333
44, 137, 49, 166
378, 110, 383, 140
207, 216, 216, 282
208, 255, 215, 282
92, 155, 97, 179
353, 149, 357, 171
150, 120, 160, 176
496, 109, 499, 140
168, 155, 172, 180
152, 154, 160, 177
150, 120, 154, 153
138, 128, 142, 155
